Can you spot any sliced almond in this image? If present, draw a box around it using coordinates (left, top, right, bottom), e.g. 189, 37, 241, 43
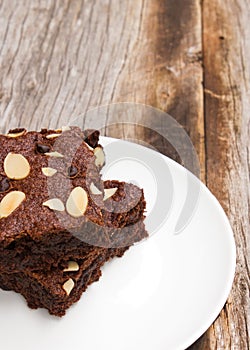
44, 151, 64, 158
94, 147, 105, 167
103, 187, 118, 201
66, 187, 88, 218
85, 142, 94, 151
90, 182, 102, 195
0, 191, 26, 219
42, 167, 57, 177
43, 198, 65, 212
46, 133, 61, 139
62, 278, 75, 296
7, 130, 26, 138
4, 153, 30, 180
62, 125, 71, 132
63, 261, 79, 272
42, 168, 57, 177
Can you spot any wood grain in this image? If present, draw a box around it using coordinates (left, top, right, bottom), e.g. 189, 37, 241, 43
0, 0, 249, 349
106, 0, 204, 179
0, 0, 144, 130
196, 1, 250, 349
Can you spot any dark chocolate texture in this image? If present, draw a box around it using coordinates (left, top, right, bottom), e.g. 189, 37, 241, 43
0, 127, 148, 316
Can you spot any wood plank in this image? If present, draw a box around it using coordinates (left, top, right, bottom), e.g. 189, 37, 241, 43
108, 0, 205, 180
0, 0, 144, 130
195, 0, 250, 349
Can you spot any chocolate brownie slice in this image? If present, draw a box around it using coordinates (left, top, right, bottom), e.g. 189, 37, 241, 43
0, 127, 106, 270
1, 127, 104, 230
0, 128, 148, 316
0, 179, 147, 316
0, 128, 147, 273
0, 178, 147, 272
0, 128, 146, 272
0, 249, 125, 317
0, 184, 146, 316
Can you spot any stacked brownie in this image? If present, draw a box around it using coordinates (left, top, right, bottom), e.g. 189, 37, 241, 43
0, 127, 148, 316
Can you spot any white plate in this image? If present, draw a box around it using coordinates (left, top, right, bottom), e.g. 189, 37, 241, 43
0, 137, 236, 350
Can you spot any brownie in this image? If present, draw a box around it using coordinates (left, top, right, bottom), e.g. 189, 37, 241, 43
0, 127, 148, 316
0, 126, 103, 272
0, 127, 146, 273
0, 249, 124, 316
0, 179, 147, 272
0, 127, 104, 243
0, 245, 130, 316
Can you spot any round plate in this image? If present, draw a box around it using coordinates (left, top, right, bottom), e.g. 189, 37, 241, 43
0, 137, 236, 350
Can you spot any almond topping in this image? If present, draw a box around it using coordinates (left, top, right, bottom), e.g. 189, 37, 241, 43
43, 198, 65, 212
103, 188, 118, 201
4, 153, 30, 180
44, 151, 64, 158
63, 261, 79, 272
42, 167, 57, 177
62, 126, 71, 132
7, 130, 26, 138
85, 142, 94, 151
94, 147, 105, 167
90, 182, 102, 195
66, 187, 88, 218
62, 278, 75, 296
46, 133, 61, 139
0, 191, 26, 219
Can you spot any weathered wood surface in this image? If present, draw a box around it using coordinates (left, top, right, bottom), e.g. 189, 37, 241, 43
0, 0, 249, 349
196, 1, 250, 349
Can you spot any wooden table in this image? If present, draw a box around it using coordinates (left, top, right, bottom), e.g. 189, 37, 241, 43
0, 1, 249, 349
